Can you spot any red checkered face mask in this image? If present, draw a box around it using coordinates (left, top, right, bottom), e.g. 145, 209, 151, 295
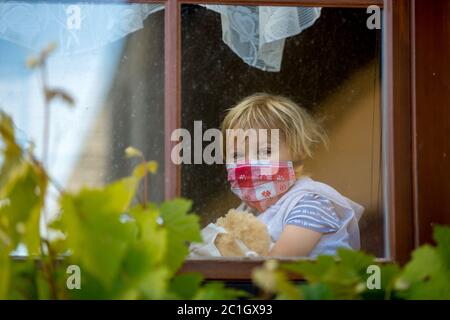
226, 160, 296, 212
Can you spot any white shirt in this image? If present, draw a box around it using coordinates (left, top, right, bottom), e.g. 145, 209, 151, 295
237, 176, 364, 258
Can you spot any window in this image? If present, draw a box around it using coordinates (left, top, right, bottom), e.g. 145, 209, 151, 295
1, 0, 420, 279
0, 2, 166, 211
180, 4, 384, 256
173, 0, 416, 278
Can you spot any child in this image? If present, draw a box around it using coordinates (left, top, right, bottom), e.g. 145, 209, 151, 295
221, 93, 364, 257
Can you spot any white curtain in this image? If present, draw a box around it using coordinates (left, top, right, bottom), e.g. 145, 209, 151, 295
0, 2, 321, 72
0, 1, 164, 55
201, 5, 321, 71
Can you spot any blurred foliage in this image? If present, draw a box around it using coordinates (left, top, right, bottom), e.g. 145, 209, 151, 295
3, 108, 449, 301
0, 110, 247, 300
0, 44, 245, 299
252, 225, 450, 300
1, 43, 449, 300
0, 44, 246, 300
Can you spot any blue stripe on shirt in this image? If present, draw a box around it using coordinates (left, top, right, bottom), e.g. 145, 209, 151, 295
284, 193, 340, 234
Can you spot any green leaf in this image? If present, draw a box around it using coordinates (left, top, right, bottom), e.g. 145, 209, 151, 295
7, 259, 41, 300
0, 162, 46, 252
281, 251, 377, 300
253, 260, 301, 300
0, 111, 22, 187
397, 240, 450, 299
23, 206, 42, 256
401, 245, 442, 283
35, 269, 52, 300
193, 282, 248, 300
0, 247, 10, 299
404, 272, 450, 299
299, 283, 334, 300
282, 255, 335, 282
169, 273, 203, 299
59, 178, 139, 287
125, 146, 144, 159
66, 177, 138, 217
159, 199, 201, 272
137, 267, 171, 300
159, 199, 201, 242
434, 225, 450, 268
122, 206, 167, 279
379, 264, 401, 299
132, 161, 158, 179
147, 161, 158, 174
338, 249, 376, 276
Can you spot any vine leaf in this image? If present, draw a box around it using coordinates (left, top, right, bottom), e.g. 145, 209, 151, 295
159, 199, 201, 273
59, 177, 139, 287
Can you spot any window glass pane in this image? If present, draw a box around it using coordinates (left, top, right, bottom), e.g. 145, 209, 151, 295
181, 4, 384, 257
0, 1, 165, 216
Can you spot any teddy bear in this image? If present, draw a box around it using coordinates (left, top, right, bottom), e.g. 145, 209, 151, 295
189, 209, 272, 257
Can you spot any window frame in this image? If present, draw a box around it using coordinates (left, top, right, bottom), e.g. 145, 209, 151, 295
154, 0, 414, 279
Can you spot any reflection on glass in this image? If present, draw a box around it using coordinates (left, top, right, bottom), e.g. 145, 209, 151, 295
182, 5, 383, 257
0, 2, 165, 214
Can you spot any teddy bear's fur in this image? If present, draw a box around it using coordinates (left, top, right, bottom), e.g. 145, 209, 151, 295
214, 209, 271, 257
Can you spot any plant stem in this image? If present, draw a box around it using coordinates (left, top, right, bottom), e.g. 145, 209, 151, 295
39, 240, 58, 300
40, 61, 50, 167
38, 55, 58, 300
39, 60, 52, 236
143, 158, 148, 209
31, 155, 64, 195
44, 239, 59, 299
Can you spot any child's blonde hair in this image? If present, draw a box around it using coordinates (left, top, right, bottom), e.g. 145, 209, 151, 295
221, 93, 327, 167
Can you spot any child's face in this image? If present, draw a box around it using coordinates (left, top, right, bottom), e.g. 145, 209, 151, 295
226, 129, 292, 163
